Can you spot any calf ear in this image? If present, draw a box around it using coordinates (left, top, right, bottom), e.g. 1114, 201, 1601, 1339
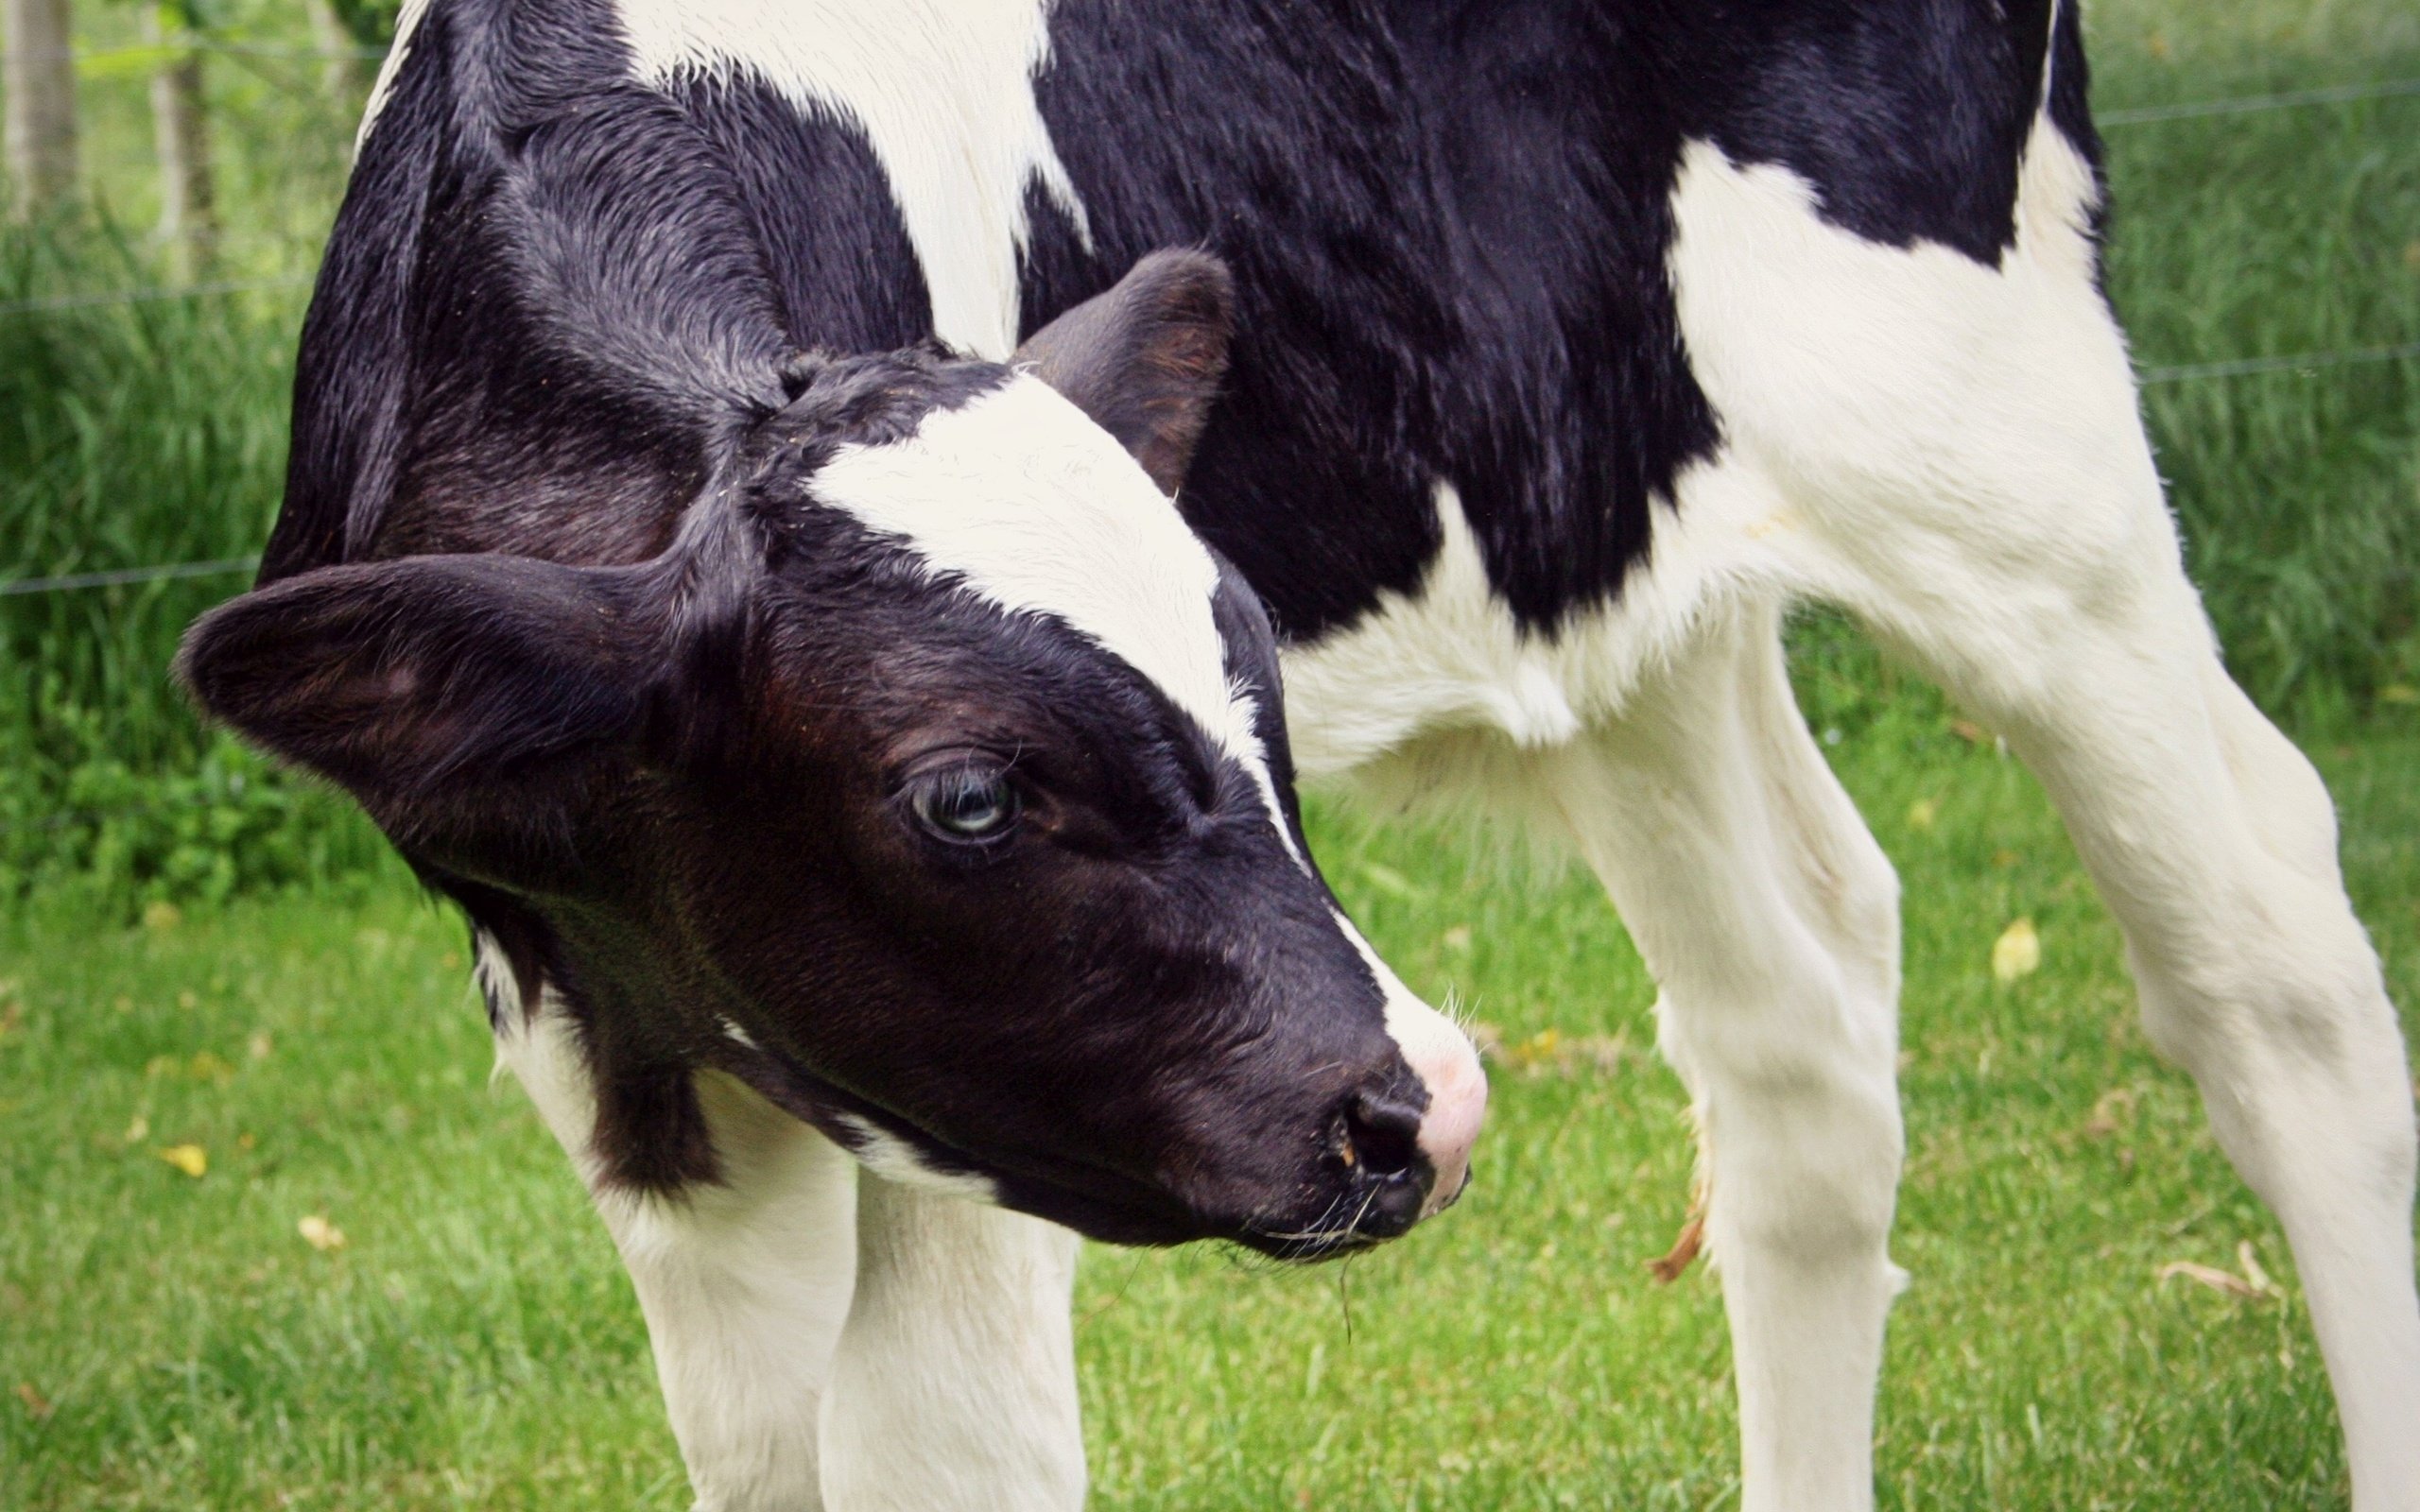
1014, 248, 1236, 496
177, 555, 653, 850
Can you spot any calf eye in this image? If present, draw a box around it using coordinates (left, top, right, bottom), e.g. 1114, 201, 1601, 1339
907, 765, 1022, 844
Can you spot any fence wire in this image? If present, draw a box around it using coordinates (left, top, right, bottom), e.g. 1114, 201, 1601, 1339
2098, 75, 2420, 125
2140, 340, 2420, 386
0, 276, 312, 320
0, 558, 258, 597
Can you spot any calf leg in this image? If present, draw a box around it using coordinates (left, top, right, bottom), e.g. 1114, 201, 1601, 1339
1550, 606, 1906, 1512
1671, 121, 2420, 1504
493, 1003, 857, 1512
1880, 572, 2420, 1507
818, 1177, 1086, 1512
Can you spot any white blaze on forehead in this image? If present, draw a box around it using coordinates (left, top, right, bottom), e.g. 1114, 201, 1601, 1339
613, 0, 1088, 358
811, 375, 1303, 861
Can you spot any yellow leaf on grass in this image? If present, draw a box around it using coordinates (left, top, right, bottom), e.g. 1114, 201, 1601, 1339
157, 1143, 207, 1178
1992, 919, 2041, 984
2380, 684, 2419, 706
297, 1215, 348, 1252
141, 901, 182, 932
1905, 798, 1938, 831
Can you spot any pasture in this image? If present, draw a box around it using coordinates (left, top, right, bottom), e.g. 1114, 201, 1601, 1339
3, 0, 2416, 1506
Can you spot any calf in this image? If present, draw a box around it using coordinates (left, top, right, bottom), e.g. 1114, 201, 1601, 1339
183, 0, 2419, 1509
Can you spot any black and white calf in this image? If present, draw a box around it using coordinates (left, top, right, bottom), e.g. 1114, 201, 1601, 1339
182, 0, 2418, 1508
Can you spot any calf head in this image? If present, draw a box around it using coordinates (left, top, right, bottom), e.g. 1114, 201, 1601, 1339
181, 250, 1485, 1257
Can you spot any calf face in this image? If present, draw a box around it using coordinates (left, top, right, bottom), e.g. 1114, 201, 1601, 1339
182, 252, 1484, 1258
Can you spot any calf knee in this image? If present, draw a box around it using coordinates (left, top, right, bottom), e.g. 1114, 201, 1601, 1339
1666, 978, 1904, 1263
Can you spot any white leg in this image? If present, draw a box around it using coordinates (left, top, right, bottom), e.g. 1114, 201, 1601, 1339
1666, 121, 2420, 1506
1886, 576, 2420, 1508
818, 1177, 1086, 1512
495, 1005, 858, 1512
1548, 605, 1905, 1512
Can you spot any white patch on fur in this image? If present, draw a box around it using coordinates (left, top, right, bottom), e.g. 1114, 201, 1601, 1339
1282, 118, 2119, 789
614, 0, 1087, 359
354, 0, 432, 151
813, 374, 1302, 860
1282, 468, 1794, 787
829, 1114, 999, 1205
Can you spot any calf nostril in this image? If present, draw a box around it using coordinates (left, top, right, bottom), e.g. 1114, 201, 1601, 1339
1342, 1091, 1424, 1179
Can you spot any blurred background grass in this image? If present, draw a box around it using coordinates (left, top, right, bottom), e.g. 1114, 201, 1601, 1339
0, 0, 2416, 1506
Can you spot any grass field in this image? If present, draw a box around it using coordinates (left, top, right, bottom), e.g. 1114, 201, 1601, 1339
3, 0, 2418, 1505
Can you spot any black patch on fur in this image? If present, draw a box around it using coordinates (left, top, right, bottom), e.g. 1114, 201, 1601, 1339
1022, 0, 2099, 638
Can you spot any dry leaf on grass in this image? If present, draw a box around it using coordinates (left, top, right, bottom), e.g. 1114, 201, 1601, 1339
297, 1215, 347, 1252
1647, 1211, 1706, 1283
156, 1143, 207, 1178
13, 1383, 52, 1420
1647, 1181, 1711, 1284
2158, 1246, 2281, 1302
2081, 1087, 2136, 1139
1992, 919, 2041, 984
1473, 1023, 1630, 1079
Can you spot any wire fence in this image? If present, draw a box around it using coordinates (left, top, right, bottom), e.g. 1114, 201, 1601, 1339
2097, 75, 2420, 125
0, 558, 258, 597
0, 275, 312, 320
0, 39, 387, 63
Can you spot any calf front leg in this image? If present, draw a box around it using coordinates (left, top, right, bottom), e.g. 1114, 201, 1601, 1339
1550, 608, 1908, 1512
493, 1000, 857, 1511
819, 1174, 1086, 1512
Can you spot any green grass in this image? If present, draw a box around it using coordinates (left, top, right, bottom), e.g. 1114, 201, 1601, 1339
3, 705, 2416, 1510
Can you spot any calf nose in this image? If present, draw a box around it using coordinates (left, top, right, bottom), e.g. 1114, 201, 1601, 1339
1401, 1023, 1486, 1216
1330, 908, 1490, 1218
